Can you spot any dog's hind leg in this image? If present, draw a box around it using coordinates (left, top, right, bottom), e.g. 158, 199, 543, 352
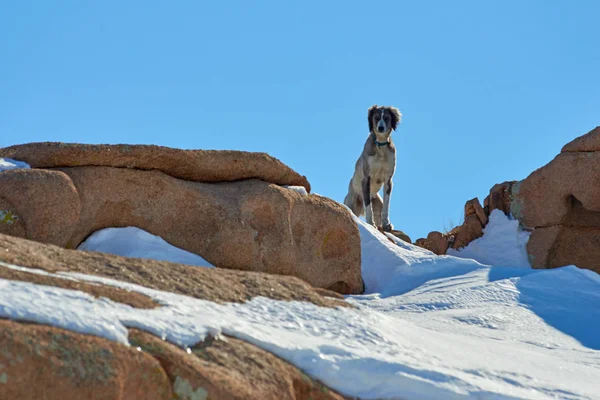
371, 193, 383, 228
344, 186, 364, 217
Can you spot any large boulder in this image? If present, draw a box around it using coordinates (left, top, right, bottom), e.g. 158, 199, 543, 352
0, 143, 362, 294
0, 142, 311, 191
508, 128, 600, 272
0, 320, 172, 400
0, 234, 348, 399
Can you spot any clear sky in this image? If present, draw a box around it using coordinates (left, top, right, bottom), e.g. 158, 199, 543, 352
1, 1, 599, 240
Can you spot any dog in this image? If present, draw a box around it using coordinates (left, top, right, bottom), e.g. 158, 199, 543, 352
344, 104, 402, 231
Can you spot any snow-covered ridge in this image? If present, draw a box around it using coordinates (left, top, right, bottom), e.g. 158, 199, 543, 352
1, 212, 600, 399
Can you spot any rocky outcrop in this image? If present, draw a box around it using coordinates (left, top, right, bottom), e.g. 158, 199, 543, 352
0, 142, 311, 191
0, 233, 349, 399
0, 233, 349, 308
0, 143, 362, 294
0, 319, 173, 400
415, 126, 600, 274
510, 126, 600, 272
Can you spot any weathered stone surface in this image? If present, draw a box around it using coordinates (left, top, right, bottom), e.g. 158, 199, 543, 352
485, 181, 516, 217
49, 166, 361, 294
561, 126, 600, 153
0, 260, 157, 309
549, 227, 600, 273
388, 229, 412, 244
452, 215, 483, 250
130, 330, 347, 400
525, 226, 561, 269
0, 198, 26, 239
0, 142, 311, 191
465, 198, 488, 226
0, 169, 81, 247
417, 231, 449, 255
511, 153, 600, 228
0, 233, 350, 308
0, 319, 172, 400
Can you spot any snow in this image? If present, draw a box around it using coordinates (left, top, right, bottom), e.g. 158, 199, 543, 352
78, 227, 214, 268
447, 209, 532, 268
1, 202, 600, 398
282, 185, 308, 195
0, 158, 30, 172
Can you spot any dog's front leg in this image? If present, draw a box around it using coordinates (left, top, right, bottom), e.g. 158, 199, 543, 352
381, 178, 394, 232
362, 176, 375, 226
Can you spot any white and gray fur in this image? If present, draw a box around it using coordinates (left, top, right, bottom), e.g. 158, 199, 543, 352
344, 104, 402, 231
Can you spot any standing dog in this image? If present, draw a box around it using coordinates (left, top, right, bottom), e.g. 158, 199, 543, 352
344, 104, 402, 231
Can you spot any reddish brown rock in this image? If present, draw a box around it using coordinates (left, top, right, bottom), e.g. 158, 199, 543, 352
420, 231, 450, 255
0, 169, 81, 247
484, 181, 516, 217
130, 330, 346, 400
389, 229, 412, 244
0, 142, 311, 192
465, 198, 488, 226
0, 164, 361, 294
525, 226, 561, 269
0, 233, 350, 309
0, 198, 26, 239
561, 126, 600, 152
0, 320, 172, 400
452, 215, 484, 250
511, 153, 600, 228
51, 166, 361, 294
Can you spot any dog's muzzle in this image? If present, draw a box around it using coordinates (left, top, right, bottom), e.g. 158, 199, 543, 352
377, 122, 386, 133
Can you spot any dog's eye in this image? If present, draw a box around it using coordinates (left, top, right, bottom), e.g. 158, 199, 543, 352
384, 115, 390, 121
374, 115, 380, 121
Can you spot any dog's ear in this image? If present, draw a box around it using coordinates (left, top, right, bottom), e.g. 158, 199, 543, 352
389, 106, 402, 131
367, 104, 378, 132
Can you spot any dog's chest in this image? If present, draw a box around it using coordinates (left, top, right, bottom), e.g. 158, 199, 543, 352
367, 150, 394, 184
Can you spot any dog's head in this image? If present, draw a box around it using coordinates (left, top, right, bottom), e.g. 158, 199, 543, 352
367, 105, 402, 138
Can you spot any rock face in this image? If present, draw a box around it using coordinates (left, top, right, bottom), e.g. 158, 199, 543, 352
0, 319, 173, 400
0, 234, 349, 399
0, 142, 311, 191
415, 126, 600, 274
510, 126, 600, 272
0, 143, 362, 294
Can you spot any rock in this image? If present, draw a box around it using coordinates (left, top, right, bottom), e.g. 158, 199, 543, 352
389, 229, 412, 244
0, 319, 172, 400
0, 233, 350, 308
484, 181, 516, 217
129, 330, 346, 400
55, 166, 361, 294
0, 199, 26, 240
0, 164, 361, 294
511, 153, 600, 227
0, 169, 81, 247
418, 231, 449, 255
465, 198, 488, 226
0, 233, 350, 399
0, 142, 311, 192
509, 126, 600, 271
561, 126, 600, 152
452, 215, 483, 250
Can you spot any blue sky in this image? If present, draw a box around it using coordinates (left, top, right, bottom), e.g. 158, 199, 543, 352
1, 1, 599, 240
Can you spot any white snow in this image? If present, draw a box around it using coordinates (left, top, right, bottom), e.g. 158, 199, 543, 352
0, 158, 30, 172
282, 185, 308, 195
1, 213, 600, 399
447, 209, 531, 268
77, 227, 214, 268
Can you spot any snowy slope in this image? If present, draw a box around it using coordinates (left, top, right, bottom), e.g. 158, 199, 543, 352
0, 161, 599, 399
78, 226, 214, 267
